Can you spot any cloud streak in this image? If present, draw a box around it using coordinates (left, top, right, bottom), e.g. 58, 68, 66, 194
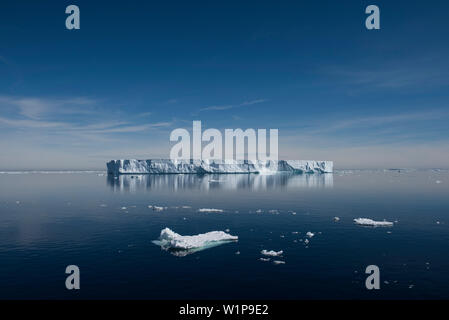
200, 99, 267, 111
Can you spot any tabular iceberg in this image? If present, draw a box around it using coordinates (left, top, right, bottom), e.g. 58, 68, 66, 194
107, 159, 333, 175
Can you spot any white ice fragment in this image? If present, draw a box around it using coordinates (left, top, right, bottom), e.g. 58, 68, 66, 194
436, 180, 442, 184
153, 228, 238, 255
121, 207, 127, 210
261, 249, 283, 257
198, 208, 224, 213
273, 260, 285, 265
255, 209, 263, 213
259, 258, 271, 262
304, 239, 309, 245
334, 217, 340, 222
153, 206, 165, 211
268, 210, 279, 214
235, 251, 240, 255
225, 229, 230, 233
354, 218, 394, 227
306, 232, 315, 238
181, 206, 191, 209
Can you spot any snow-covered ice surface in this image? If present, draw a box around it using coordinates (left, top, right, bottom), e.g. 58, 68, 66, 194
153, 228, 238, 256
354, 218, 394, 227
106, 159, 333, 175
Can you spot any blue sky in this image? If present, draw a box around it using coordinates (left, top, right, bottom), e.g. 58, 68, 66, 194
1, 0, 448, 169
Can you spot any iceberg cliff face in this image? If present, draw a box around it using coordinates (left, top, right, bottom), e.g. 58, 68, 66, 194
107, 159, 333, 175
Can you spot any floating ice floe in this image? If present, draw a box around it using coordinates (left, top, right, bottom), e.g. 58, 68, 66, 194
259, 257, 271, 262
273, 260, 285, 265
436, 180, 442, 184
181, 206, 191, 209
121, 207, 127, 210
255, 209, 263, 213
198, 208, 224, 213
148, 205, 166, 211
268, 210, 279, 214
153, 228, 238, 256
261, 249, 283, 257
304, 239, 309, 245
354, 218, 394, 227
334, 217, 340, 222
306, 232, 315, 238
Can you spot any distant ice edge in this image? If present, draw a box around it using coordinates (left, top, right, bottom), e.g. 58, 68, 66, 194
107, 159, 333, 175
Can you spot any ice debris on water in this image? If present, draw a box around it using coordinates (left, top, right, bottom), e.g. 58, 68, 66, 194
306, 232, 315, 238
261, 250, 283, 257
273, 260, 285, 265
198, 208, 224, 213
354, 218, 394, 227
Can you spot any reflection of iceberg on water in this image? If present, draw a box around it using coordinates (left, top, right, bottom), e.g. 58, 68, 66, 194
107, 172, 333, 192
152, 228, 238, 257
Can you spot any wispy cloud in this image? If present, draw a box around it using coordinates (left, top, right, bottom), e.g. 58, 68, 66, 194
325, 62, 449, 90
0, 95, 173, 134
0, 95, 97, 119
200, 99, 267, 111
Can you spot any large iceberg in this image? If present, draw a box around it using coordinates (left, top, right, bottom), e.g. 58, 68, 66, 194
153, 228, 238, 256
107, 159, 333, 175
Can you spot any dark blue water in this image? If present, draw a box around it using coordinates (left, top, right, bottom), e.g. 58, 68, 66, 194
0, 170, 448, 299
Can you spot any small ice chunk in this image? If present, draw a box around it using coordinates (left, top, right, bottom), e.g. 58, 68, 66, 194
153, 228, 238, 256
306, 232, 315, 238
268, 210, 279, 214
121, 207, 127, 210
334, 217, 340, 222
436, 180, 442, 184
261, 249, 283, 257
354, 218, 393, 227
153, 206, 165, 211
198, 208, 224, 213
304, 239, 309, 245
259, 257, 270, 262
273, 260, 285, 265
15, 201, 20, 205
255, 209, 263, 213
181, 206, 191, 209
225, 229, 230, 232
235, 251, 240, 255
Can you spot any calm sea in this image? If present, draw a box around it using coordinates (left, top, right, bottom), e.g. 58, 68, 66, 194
0, 169, 448, 299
